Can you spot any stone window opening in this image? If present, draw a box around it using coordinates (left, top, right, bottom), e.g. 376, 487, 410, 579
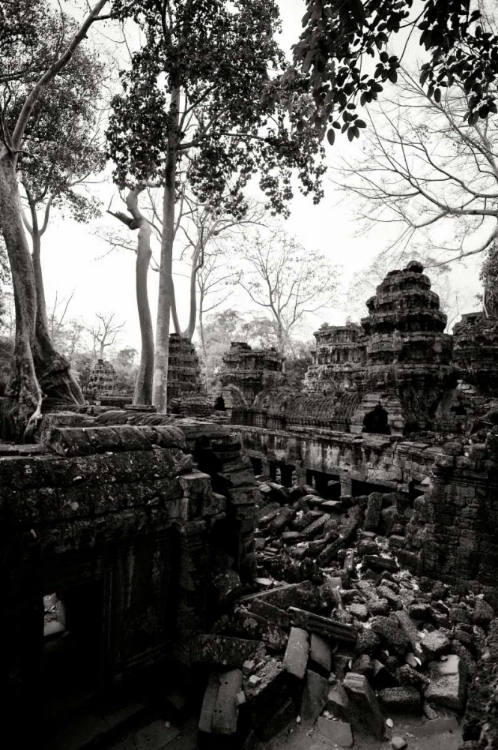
362, 404, 391, 435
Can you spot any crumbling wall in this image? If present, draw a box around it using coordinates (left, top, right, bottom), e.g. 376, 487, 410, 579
0, 419, 259, 743
406, 432, 498, 600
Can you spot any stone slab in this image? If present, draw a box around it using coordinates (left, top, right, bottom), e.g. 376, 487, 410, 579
316, 718, 353, 748
283, 627, 309, 680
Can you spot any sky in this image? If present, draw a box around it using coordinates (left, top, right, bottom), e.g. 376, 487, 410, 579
35, 0, 483, 354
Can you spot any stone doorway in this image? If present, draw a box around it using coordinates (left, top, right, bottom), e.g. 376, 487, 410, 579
42, 578, 108, 728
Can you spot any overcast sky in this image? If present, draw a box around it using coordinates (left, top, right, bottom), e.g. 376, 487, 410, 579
36, 0, 482, 354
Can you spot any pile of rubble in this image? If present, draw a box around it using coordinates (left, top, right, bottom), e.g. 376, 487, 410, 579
192, 479, 497, 748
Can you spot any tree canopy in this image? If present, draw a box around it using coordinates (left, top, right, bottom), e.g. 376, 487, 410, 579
293, 0, 498, 145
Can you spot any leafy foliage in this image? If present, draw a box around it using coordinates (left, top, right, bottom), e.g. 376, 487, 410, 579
293, 0, 498, 144
1, 8, 107, 224
108, 0, 326, 216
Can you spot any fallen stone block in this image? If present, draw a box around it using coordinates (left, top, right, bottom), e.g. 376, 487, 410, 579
364, 492, 383, 531
378, 686, 422, 713
232, 608, 288, 651
309, 633, 332, 676
283, 626, 309, 679
395, 610, 424, 657
254, 697, 296, 742
316, 717, 353, 748
424, 654, 466, 710
239, 581, 321, 612
301, 514, 328, 538
199, 672, 220, 735
391, 736, 407, 750
191, 634, 265, 668
289, 607, 357, 644
343, 672, 384, 739
327, 683, 350, 715
268, 506, 295, 533
244, 658, 287, 707
247, 598, 290, 630
212, 668, 243, 735
301, 669, 329, 726
371, 616, 409, 657
420, 630, 451, 659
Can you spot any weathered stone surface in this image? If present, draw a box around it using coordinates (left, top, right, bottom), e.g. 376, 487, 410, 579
301, 669, 329, 725
327, 684, 350, 715
190, 635, 265, 668
247, 598, 290, 630
371, 616, 409, 657
420, 631, 451, 659
424, 655, 466, 710
378, 686, 422, 713
343, 672, 384, 739
473, 598, 495, 626
283, 627, 309, 679
212, 668, 243, 735
316, 718, 354, 748
364, 493, 383, 531
355, 629, 381, 655
309, 633, 332, 676
244, 659, 287, 706
232, 608, 288, 651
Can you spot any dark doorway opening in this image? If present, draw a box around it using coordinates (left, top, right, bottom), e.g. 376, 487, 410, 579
214, 396, 226, 411
362, 404, 391, 435
42, 579, 106, 727
351, 479, 394, 497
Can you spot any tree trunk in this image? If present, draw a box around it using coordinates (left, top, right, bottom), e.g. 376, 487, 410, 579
0, 149, 41, 439
133, 214, 154, 404
30, 219, 85, 407
170, 276, 181, 335
184, 244, 200, 340
152, 86, 180, 413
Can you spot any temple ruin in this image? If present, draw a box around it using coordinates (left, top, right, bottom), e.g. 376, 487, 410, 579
1, 262, 498, 750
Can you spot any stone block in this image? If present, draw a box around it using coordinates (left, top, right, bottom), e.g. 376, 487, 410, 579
310, 633, 332, 676
327, 683, 350, 715
244, 658, 287, 707
364, 493, 383, 531
343, 672, 384, 739
190, 635, 265, 668
254, 697, 296, 742
301, 669, 329, 726
232, 609, 288, 651
371, 616, 409, 657
211, 668, 243, 735
247, 598, 290, 630
420, 630, 451, 659
283, 627, 309, 679
424, 655, 466, 710
378, 686, 422, 713
316, 717, 353, 747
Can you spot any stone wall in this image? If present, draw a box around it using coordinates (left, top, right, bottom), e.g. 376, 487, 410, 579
0, 419, 258, 743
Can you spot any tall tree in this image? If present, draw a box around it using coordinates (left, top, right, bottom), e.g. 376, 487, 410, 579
109, 186, 156, 404
0, 0, 109, 438
293, 0, 498, 145
330, 68, 498, 313
108, 0, 325, 413
88, 312, 125, 359
235, 229, 338, 355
